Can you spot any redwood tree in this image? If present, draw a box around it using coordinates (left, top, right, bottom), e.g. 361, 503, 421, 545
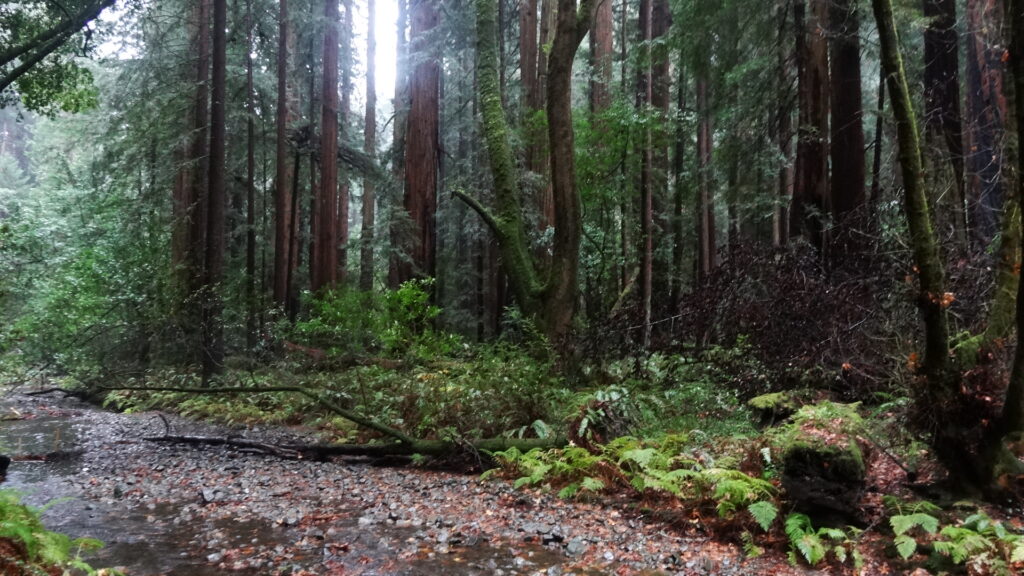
312, 0, 340, 293
829, 0, 866, 230
395, 0, 440, 283
201, 0, 227, 380
360, 0, 377, 292
273, 0, 296, 309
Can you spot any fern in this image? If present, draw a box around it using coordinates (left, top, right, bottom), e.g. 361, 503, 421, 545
747, 501, 778, 532
891, 512, 940, 536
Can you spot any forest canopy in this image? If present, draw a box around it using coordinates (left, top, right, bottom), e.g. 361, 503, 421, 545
3, 0, 1024, 573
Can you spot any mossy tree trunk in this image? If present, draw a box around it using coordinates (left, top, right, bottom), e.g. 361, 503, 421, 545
1000, 0, 1024, 438
460, 0, 592, 344
871, 0, 951, 383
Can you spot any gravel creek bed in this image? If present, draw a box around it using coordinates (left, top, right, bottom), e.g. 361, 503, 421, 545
0, 390, 822, 575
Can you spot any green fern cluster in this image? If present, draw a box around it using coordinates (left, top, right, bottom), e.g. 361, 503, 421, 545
486, 434, 779, 532
883, 497, 1024, 575
0, 490, 113, 575
784, 513, 863, 568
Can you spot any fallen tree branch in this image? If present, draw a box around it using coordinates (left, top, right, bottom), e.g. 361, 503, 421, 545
144, 434, 564, 460
50, 384, 565, 461
97, 384, 418, 445
145, 435, 303, 459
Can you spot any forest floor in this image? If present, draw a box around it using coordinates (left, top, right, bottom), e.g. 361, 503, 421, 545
0, 388, 840, 576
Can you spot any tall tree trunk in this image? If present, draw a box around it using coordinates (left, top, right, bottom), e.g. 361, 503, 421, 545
671, 61, 687, 307
870, 66, 887, 222
589, 0, 612, 114
245, 0, 257, 349
638, 0, 653, 347
337, 0, 353, 284
313, 0, 340, 293
829, 0, 866, 242
202, 0, 227, 381
872, 0, 950, 381
273, 0, 296, 309
775, 0, 793, 247
389, 0, 410, 288
696, 76, 715, 282
791, 0, 829, 249
360, 0, 377, 292
466, 0, 591, 344
966, 0, 1008, 249
174, 0, 210, 359
397, 0, 440, 283
190, 0, 212, 351
650, 0, 672, 320
988, 0, 1024, 488
981, 0, 1020, 345
923, 0, 967, 248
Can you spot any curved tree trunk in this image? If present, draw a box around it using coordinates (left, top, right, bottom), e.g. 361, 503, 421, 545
871, 0, 950, 382
466, 0, 591, 344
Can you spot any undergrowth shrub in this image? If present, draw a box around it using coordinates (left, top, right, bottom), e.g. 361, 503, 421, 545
485, 434, 779, 534
286, 279, 462, 361
0, 490, 112, 576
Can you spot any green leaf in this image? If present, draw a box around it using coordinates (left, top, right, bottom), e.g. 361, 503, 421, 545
558, 483, 580, 499
748, 501, 778, 532
619, 448, 657, 469
1010, 540, 1024, 563
797, 533, 826, 565
894, 534, 917, 560
891, 513, 939, 536
581, 477, 605, 492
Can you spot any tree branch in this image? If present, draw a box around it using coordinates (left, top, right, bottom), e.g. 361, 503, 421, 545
0, 0, 115, 69
96, 384, 417, 445
452, 188, 503, 238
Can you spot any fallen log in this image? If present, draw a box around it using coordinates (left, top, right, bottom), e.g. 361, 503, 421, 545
143, 434, 564, 461
97, 384, 565, 461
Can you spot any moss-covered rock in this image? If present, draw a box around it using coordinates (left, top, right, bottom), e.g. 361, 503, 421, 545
772, 402, 867, 525
747, 391, 807, 426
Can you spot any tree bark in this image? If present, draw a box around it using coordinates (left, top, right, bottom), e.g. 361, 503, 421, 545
396, 0, 440, 284
360, 0, 377, 292
466, 0, 591, 343
966, 0, 1009, 249
638, 0, 653, 347
775, 0, 793, 247
791, 0, 829, 249
338, 0, 353, 285
872, 0, 950, 381
696, 76, 715, 282
202, 0, 228, 382
312, 0, 340, 293
245, 0, 257, 349
923, 0, 968, 249
828, 0, 866, 235
589, 0, 613, 114
274, 0, 296, 309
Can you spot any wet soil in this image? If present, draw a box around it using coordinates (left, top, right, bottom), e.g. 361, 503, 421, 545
0, 390, 821, 575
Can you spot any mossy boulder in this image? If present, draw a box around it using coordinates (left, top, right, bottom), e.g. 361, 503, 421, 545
772, 402, 867, 525
747, 391, 809, 426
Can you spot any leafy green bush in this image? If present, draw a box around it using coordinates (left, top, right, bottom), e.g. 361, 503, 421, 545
0, 490, 112, 575
288, 279, 461, 361
486, 434, 779, 533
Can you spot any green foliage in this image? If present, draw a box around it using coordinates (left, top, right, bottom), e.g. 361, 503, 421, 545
783, 513, 863, 568
288, 279, 461, 361
488, 433, 779, 536
929, 512, 1024, 575
586, 346, 761, 439
0, 490, 111, 575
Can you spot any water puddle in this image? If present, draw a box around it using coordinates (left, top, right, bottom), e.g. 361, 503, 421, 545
0, 399, 583, 575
